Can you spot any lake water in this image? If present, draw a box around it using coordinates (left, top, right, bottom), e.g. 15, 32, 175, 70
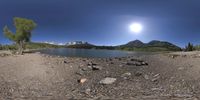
37, 48, 148, 58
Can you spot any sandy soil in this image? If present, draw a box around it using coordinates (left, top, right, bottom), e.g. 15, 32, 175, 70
0, 51, 200, 100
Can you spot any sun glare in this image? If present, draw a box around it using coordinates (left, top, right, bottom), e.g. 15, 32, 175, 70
129, 23, 143, 34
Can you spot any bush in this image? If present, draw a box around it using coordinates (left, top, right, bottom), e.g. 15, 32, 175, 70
185, 42, 194, 51
0, 44, 2, 50
194, 45, 200, 51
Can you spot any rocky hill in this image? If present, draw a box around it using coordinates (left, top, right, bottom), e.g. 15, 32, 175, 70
66, 40, 181, 51
122, 40, 145, 47
118, 40, 181, 51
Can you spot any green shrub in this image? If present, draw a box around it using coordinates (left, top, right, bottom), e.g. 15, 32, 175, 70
0, 44, 2, 50
194, 45, 200, 51
185, 42, 194, 51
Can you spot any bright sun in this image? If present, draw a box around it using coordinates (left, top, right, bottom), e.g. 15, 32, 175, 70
129, 23, 143, 34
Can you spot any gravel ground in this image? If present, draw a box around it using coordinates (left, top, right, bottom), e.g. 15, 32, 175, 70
0, 51, 200, 100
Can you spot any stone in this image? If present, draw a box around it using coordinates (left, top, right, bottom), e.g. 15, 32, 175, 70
135, 71, 142, 76
78, 78, 87, 83
171, 55, 179, 59
122, 72, 131, 77
135, 62, 142, 66
178, 67, 184, 70
122, 72, 131, 79
153, 74, 160, 77
151, 87, 164, 91
152, 78, 159, 82
76, 70, 84, 76
152, 74, 160, 82
0, 53, 9, 57
35, 52, 40, 54
81, 68, 89, 71
63, 61, 67, 63
110, 62, 114, 64
92, 66, 102, 70
144, 74, 149, 80
126, 62, 136, 65
88, 62, 97, 66
141, 62, 148, 65
100, 77, 117, 85
85, 89, 91, 95
130, 58, 137, 61
130, 58, 143, 62
174, 94, 193, 98
181, 55, 187, 57
119, 64, 123, 67
197, 54, 200, 57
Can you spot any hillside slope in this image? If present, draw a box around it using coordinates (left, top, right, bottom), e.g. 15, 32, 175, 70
118, 40, 181, 51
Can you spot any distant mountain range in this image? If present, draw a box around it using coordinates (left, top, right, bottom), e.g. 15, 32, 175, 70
0, 40, 182, 51
66, 40, 181, 51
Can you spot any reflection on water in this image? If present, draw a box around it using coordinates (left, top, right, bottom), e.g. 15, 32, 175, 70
37, 48, 149, 58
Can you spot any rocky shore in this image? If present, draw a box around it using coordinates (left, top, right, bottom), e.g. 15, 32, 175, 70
0, 51, 200, 99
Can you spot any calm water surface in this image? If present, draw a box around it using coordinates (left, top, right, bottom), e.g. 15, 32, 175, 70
37, 48, 150, 58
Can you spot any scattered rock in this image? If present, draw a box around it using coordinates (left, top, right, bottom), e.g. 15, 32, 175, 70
110, 62, 114, 64
78, 78, 87, 84
178, 67, 184, 70
122, 72, 131, 80
130, 58, 137, 61
35, 52, 40, 54
153, 74, 160, 77
91, 66, 102, 70
135, 71, 142, 76
81, 68, 89, 71
151, 87, 164, 91
119, 64, 123, 67
88, 62, 97, 66
0, 53, 10, 57
85, 89, 91, 95
197, 54, 200, 57
135, 62, 142, 66
152, 78, 159, 82
151, 74, 160, 82
173, 94, 193, 98
76, 70, 84, 76
193, 54, 200, 58
122, 72, 131, 77
126, 62, 136, 65
130, 58, 143, 62
100, 77, 117, 85
125, 61, 148, 66
181, 55, 187, 57
171, 55, 179, 59
63, 60, 67, 64
141, 62, 148, 65
144, 74, 149, 80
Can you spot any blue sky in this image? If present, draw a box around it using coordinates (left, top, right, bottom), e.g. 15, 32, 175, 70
0, 0, 200, 47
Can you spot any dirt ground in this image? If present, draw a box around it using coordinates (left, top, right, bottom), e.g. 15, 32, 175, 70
0, 51, 200, 100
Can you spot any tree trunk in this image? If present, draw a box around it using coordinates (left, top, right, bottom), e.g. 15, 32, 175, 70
17, 41, 23, 55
